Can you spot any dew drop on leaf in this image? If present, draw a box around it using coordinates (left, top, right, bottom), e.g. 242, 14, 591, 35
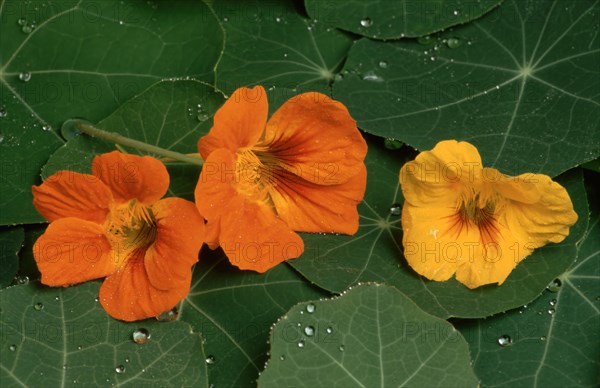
205, 355, 215, 365
549, 299, 557, 306
17, 17, 27, 26
17, 276, 29, 285
326, 327, 333, 334
297, 340, 305, 348
0, 107, 7, 118
33, 302, 44, 311
115, 365, 125, 374
132, 328, 150, 344
18, 72, 31, 82
279, 355, 285, 361
360, 18, 372, 28
157, 306, 178, 321
338, 344, 345, 352
418, 35, 435, 45
306, 303, 315, 313
546, 278, 562, 292
446, 37, 463, 49
21, 25, 33, 34
304, 326, 315, 337
9, 345, 16, 352
389, 203, 402, 216
548, 308, 556, 315
378, 61, 388, 69
497, 335, 512, 347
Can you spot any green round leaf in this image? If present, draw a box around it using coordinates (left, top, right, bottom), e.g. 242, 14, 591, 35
333, 0, 600, 176
305, 0, 504, 39
0, 282, 208, 387
259, 283, 478, 387
0, 228, 24, 288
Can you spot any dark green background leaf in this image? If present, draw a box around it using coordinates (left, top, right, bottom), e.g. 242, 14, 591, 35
0, 0, 223, 224
212, 0, 353, 94
42, 80, 224, 200
305, 0, 504, 39
179, 249, 328, 388
0, 281, 208, 387
0, 227, 24, 288
455, 180, 600, 387
260, 283, 478, 387
334, 0, 600, 176
291, 141, 589, 319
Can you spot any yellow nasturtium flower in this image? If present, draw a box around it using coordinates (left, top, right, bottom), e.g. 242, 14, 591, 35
399, 140, 578, 289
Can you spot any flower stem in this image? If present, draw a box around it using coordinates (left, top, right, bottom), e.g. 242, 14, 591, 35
77, 122, 203, 166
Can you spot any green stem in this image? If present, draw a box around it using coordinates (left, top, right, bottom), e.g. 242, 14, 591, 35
77, 123, 203, 167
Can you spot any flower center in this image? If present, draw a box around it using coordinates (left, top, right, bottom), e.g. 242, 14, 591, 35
235, 148, 279, 205
105, 199, 157, 265
451, 192, 500, 245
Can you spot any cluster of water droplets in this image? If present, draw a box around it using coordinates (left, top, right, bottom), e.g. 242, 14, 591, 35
17, 17, 37, 34
187, 103, 209, 122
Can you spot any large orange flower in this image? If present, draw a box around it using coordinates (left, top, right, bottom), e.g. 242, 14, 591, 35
195, 86, 367, 272
400, 140, 578, 288
32, 151, 204, 321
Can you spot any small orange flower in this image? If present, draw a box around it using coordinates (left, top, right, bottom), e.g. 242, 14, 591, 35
195, 86, 367, 272
32, 151, 204, 321
400, 140, 578, 288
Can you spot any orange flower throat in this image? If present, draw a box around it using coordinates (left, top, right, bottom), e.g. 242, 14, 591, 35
105, 199, 157, 264
235, 147, 279, 206
451, 191, 500, 245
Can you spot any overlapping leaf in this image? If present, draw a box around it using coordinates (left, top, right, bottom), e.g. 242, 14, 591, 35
334, 0, 600, 176
259, 283, 478, 387
305, 0, 504, 39
212, 0, 353, 94
455, 182, 600, 387
179, 249, 328, 388
291, 142, 589, 319
0, 0, 223, 224
42, 80, 224, 200
0, 228, 24, 288
0, 282, 208, 387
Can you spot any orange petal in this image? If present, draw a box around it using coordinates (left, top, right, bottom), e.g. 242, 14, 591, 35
99, 250, 191, 321
195, 148, 239, 222
198, 86, 268, 159
262, 92, 367, 185
145, 197, 205, 290
219, 195, 304, 273
92, 151, 169, 205
270, 165, 367, 234
32, 171, 112, 223
33, 218, 115, 286
400, 140, 482, 207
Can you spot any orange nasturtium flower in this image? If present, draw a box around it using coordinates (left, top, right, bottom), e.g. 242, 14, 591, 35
400, 140, 578, 289
32, 151, 204, 321
195, 86, 367, 272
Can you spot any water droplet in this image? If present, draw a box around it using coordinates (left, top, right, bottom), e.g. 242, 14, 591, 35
418, 35, 434, 45
546, 278, 562, 292
115, 365, 125, 374
132, 328, 150, 344
77, 345, 82, 350
21, 25, 33, 34
453, 10, 459, 16
549, 299, 557, 306
547, 308, 556, 315
326, 327, 333, 334
306, 303, 315, 313
275, 16, 282, 23
9, 345, 16, 351
540, 336, 547, 341
360, 18, 372, 28
334, 73, 343, 82
157, 306, 178, 321
362, 72, 384, 82
17, 17, 27, 26
18, 72, 31, 82
0, 108, 6, 118
63, 364, 68, 370
94, 297, 99, 303
384, 138, 403, 150
222, 17, 229, 22
297, 340, 305, 348
338, 344, 345, 352
497, 335, 512, 347
205, 355, 215, 365
446, 37, 462, 49
279, 355, 285, 361
33, 302, 44, 311
378, 61, 388, 69
304, 326, 315, 336
54, 296, 59, 301
17, 276, 29, 285
389, 203, 401, 216
197, 113, 209, 122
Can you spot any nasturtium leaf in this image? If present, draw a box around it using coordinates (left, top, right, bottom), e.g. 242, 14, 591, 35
179, 248, 329, 388
259, 283, 478, 387
15, 224, 45, 283
42, 80, 225, 200
455, 186, 600, 387
291, 141, 589, 319
0, 281, 208, 387
212, 0, 353, 94
0, 227, 24, 288
305, 0, 504, 39
334, 0, 600, 176
0, 0, 223, 225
